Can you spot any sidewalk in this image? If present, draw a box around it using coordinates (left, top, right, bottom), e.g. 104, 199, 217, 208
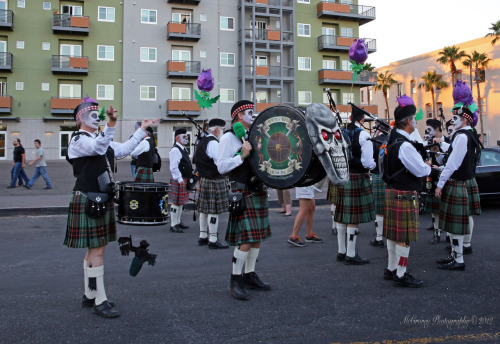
0, 160, 329, 216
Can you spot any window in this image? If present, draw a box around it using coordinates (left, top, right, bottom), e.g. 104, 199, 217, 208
479, 149, 500, 166
172, 86, 191, 100
43, 2, 51, 10
361, 90, 365, 103
220, 16, 234, 30
200, 14, 207, 22
341, 60, 352, 71
16, 82, 24, 90
97, 85, 114, 100
298, 91, 312, 105
297, 0, 310, 3
59, 84, 81, 98
141, 9, 157, 24
477, 69, 486, 83
323, 91, 338, 104
172, 49, 191, 61
172, 13, 191, 23
220, 52, 235, 67
16, 41, 24, 49
60, 44, 81, 57
341, 27, 354, 38
342, 92, 354, 105
220, 89, 235, 103
298, 57, 311, 71
61, 5, 82, 16
98, 6, 115, 22
254, 91, 268, 103
140, 85, 156, 101
397, 83, 403, 96
200, 51, 206, 58
323, 60, 336, 69
276, 55, 281, 64
140, 47, 157, 62
42, 42, 50, 51
254, 56, 267, 66
411, 80, 416, 94
41, 83, 49, 91
297, 23, 310, 37
17, 0, 25, 8
97, 45, 114, 61
341, 0, 353, 4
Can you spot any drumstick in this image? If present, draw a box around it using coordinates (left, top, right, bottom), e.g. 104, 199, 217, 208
233, 122, 246, 143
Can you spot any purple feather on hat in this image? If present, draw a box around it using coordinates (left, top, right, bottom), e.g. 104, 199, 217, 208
348, 39, 368, 64
453, 80, 473, 106
83, 96, 97, 104
397, 94, 414, 107
471, 110, 478, 127
197, 69, 214, 92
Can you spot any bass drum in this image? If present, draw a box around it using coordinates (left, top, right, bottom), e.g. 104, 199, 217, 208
371, 133, 388, 174
116, 182, 170, 225
248, 105, 326, 189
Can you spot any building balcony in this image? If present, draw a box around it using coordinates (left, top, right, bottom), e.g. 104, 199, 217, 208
256, 102, 281, 113
0, 10, 14, 30
318, 70, 377, 86
167, 0, 200, 4
0, 52, 13, 72
167, 22, 201, 41
244, 0, 293, 7
0, 95, 12, 113
166, 60, 200, 78
243, 29, 294, 43
240, 65, 294, 80
317, 2, 375, 25
167, 99, 201, 116
52, 14, 89, 34
318, 36, 376, 53
51, 55, 88, 74
51, 97, 84, 115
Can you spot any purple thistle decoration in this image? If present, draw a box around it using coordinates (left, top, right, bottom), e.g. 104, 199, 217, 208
472, 111, 479, 127
197, 69, 214, 92
397, 94, 414, 107
453, 80, 473, 106
348, 39, 368, 64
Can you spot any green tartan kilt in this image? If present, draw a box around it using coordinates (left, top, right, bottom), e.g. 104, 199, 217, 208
466, 178, 481, 216
424, 194, 440, 214
334, 173, 375, 224
197, 177, 229, 214
439, 179, 480, 235
326, 181, 339, 204
383, 189, 419, 243
64, 192, 116, 249
134, 167, 154, 182
225, 187, 271, 246
372, 173, 386, 215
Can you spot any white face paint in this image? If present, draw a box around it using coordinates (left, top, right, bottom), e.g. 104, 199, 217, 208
447, 126, 456, 137
410, 117, 417, 132
83, 110, 100, 130
242, 109, 254, 126
179, 134, 188, 145
424, 126, 437, 142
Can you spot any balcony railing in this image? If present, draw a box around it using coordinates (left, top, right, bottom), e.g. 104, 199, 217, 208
317, 2, 375, 25
167, 99, 201, 116
0, 52, 13, 71
167, 22, 201, 41
166, 60, 201, 78
244, 0, 293, 7
318, 35, 376, 52
318, 69, 377, 85
0, 95, 12, 113
167, 0, 200, 4
0, 10, 14, 30
243, 29, 294, 42
51, 97, 84, 114
241, 65, 294, 78
51, 55, 88, 74
52, 14, 89, 34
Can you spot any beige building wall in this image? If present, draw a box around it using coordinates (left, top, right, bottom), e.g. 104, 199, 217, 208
367, 37, 500, 146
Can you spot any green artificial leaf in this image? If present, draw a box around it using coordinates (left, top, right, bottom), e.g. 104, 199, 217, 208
98, 107, 106, 121
415, 109, 424, 121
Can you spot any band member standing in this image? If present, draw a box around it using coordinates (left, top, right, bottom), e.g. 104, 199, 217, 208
64, 97, 158, 317
130, 126, 156, 182
371, 128, 387, 248
168, 129, 193, 233
435, 104, 481, 270
193, 118, 229, 249
383, 96, 431, 287
335, 107, 376, 264
218, 100, 271, 300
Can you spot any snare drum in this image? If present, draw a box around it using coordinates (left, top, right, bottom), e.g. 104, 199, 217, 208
116, 182, 170, 225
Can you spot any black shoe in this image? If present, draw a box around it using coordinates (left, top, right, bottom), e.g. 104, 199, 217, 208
425, 225, 434, 231
92, 300, 120, 318
344, 254, 369, 265
436, 255, 454, 264
208, 240, 229, 249
43, 186, 52, 190
429, 234, 441, 244
6, 186, 15, 189
383, 268, 396, 281
198, 237, 209, 246
23, 185, 31, 189
178, 222, 189, 229
336, 253, 346, 261
370, 239, 384, 247
463, 246, 472, 254
82, 295, 115, 308
229, 274, 250, 300
243, 272, 271, 291
170, 225, 184, 233
438, 259, 465, 270
445, 235, 451, 243
394, 272, 423, 288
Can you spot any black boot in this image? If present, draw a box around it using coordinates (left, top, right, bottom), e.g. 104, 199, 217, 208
370, 239, 384, 247
429, 233, 440, 244
229, 274, 250, 300
243, 272, 271, 290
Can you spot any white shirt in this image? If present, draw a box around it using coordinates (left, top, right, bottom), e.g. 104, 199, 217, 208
437, 126, 471, 188
205, 134, 221, 167
130, 137, 151, 158
169, 142, 188, 183
68, 125, 146, 159
218, 131, 244, 175
355, 123, 376, 170
396, 129, 431, 178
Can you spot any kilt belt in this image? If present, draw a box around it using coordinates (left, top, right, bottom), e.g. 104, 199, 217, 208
334, 173, 375, 224
383, 188, 419, 244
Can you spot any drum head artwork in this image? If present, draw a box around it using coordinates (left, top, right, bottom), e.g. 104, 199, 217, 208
248, 105, 321, 189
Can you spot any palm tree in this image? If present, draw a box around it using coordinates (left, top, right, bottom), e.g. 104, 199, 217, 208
436, 45, 467, 86
417, 71, 448, 117
373, 70, 397, 119
363, 63, 376, 105
486, 20, 500, 45
462, 54, 474, 97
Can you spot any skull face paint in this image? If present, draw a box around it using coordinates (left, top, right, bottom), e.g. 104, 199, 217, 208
179, 134, 188, 145
305, 103, 349, 185
450, 115, 463, 130
410, 116, 417, 132
83, 110, 101, 130
242, 109, 254, 126
424, 125, 437, 142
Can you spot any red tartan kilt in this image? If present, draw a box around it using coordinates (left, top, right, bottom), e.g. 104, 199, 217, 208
168, 178, 189, 205
134, 167, 154, 182
383, 188, 419, 243
439, 179, 478, 235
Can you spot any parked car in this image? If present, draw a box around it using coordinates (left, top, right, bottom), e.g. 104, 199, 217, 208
475, 147, 500, 199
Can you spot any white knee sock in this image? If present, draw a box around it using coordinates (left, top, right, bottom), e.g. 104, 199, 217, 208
87, 265, 107, 306
337, 223, 347, 254
346, 227, 358, 257
245, 247, 259, 273
232, 248, 249, 275
386, 240, 397, 271
83, 260, 96, 299
464, 216, 474, 247
179, 205, 184, 223
375, 215, 384, 240
432, 213, 441, 236
395, 245, 410, 278
331, 204, 337, 229
208, 214, 219, 243
451, 235, 464, 263
199, 213, 208, 238
170, 205, 181, 226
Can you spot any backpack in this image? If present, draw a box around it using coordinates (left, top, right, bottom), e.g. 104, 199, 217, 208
341, 126, 362, 164
152, 148, 161, 172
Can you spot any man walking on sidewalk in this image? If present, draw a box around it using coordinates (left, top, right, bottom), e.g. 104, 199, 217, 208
25, 139, 53, 190
7, 138, 29, 188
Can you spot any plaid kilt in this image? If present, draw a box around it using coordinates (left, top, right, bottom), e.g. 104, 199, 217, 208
64, 192, 116, 249
168, 178, 189, 205
225, 187, 271, 246
424, 194, 440, 214
326, 181, 339, 204
372, 173, 386, 215
439, 179, 480, 235
197, 177, 229, 214
383, 189, 419, 243
134, 167, 154, 182
334, 173, 375, 224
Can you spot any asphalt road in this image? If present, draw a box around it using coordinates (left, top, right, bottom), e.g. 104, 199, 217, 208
1, 202, 499, 344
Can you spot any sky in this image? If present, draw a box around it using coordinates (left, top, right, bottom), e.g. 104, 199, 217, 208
359, 0, 499, 68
